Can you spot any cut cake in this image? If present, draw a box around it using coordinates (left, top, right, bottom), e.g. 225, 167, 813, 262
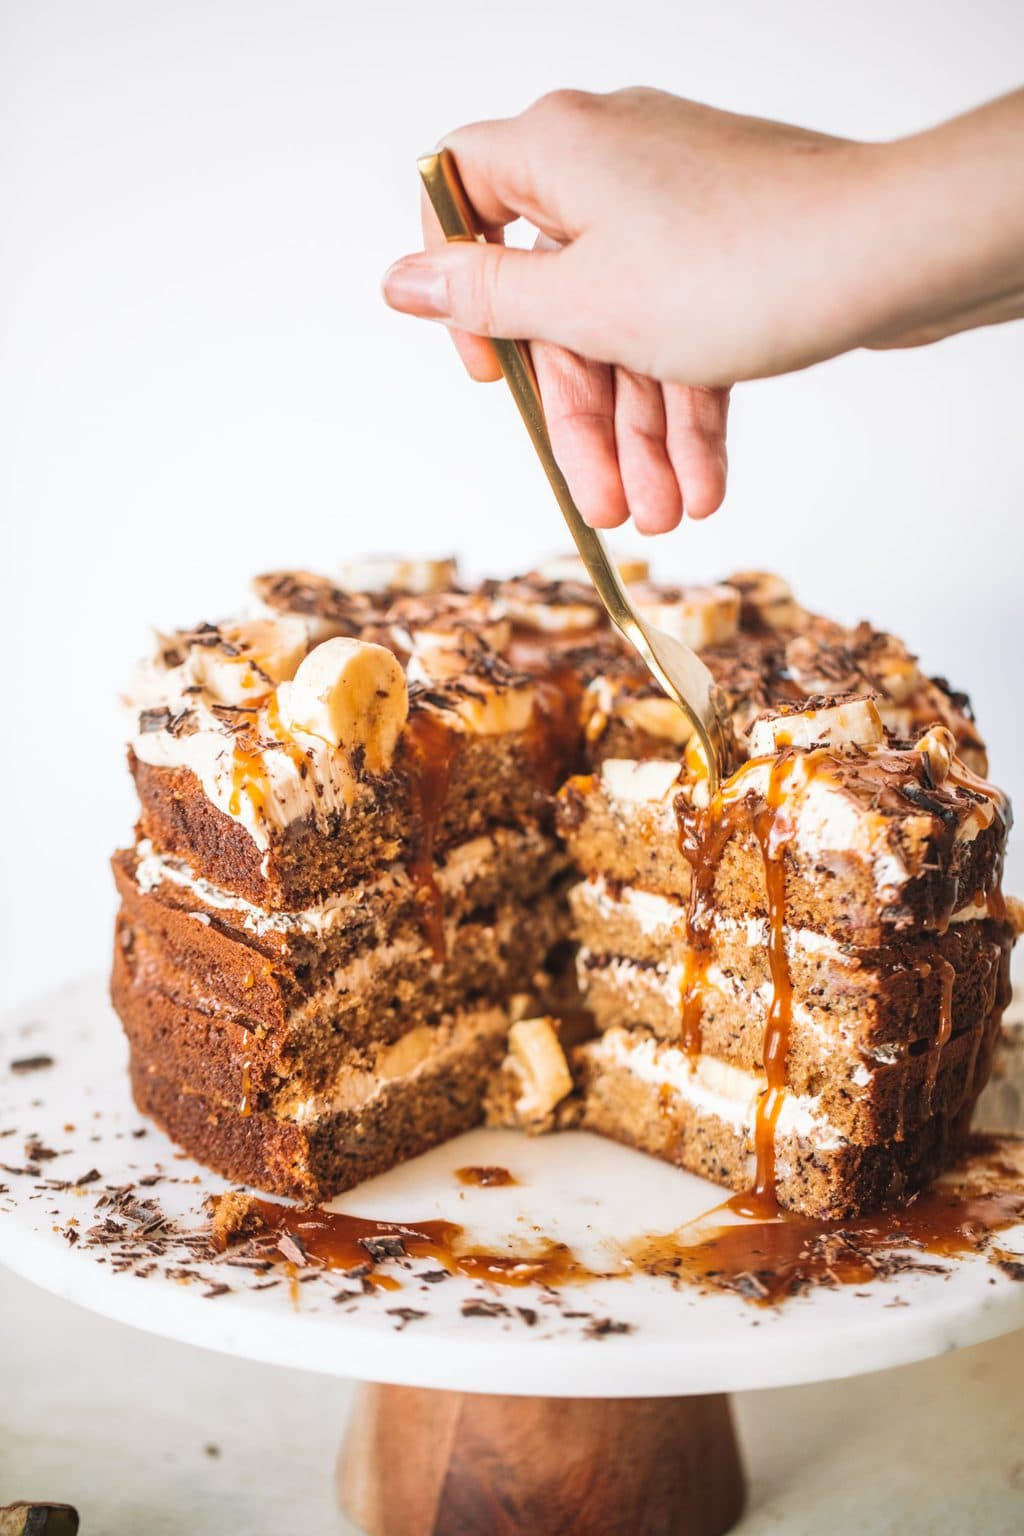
111, 559, 1015, 1216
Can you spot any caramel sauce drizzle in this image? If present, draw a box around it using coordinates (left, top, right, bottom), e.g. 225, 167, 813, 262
265, 689, 312, 776
677, 788, 739, 1061
678, 753, 808, 1211
228, 740, 269, 818
922, 956, 956, 1116
677, 740, 1009, 1215
746, 758, 800, 1217
403, 710, 459, 961
678, 949, 708, 1058
524, 662, 586, 795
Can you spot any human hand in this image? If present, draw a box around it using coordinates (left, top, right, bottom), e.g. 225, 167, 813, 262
383, 86, 1024, 534
382, 88, 860, 533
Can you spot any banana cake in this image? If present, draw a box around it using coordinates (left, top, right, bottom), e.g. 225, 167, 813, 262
112, 559, 1015, 1216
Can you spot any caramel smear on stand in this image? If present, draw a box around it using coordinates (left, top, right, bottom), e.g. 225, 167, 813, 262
455, 1166, 519, 1188
215, 1197, 613, 1289
630, 1157, 1024, 1306
211, 1141, 1024, 1308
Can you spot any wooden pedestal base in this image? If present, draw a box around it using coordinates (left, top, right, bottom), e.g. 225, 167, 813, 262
337, 1384, 746, 1536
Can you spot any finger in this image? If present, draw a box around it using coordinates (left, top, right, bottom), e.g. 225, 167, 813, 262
613, 368, 682, 535
442, 100, 583, 240
663, 385, 730, 520
532, 342, 629, 529
418, 185, 503, 383
382, 242, 570, 346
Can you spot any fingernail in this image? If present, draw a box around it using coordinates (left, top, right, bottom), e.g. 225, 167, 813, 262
382, 256, 450, 319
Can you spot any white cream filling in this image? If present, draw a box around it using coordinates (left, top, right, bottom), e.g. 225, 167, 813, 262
578, 947, 899, 1082
580, 948, 833, 1034
598, 758, 682, 807
133, 831, 515, 938
590, 1026, 844, 1149
575, 879, 855, 959
577, 877, 688, 941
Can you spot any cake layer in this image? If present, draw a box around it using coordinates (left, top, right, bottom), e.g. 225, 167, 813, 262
115, 826, 568, 985
558, 748, 1009, 945
572, 998, 996, 1143
112, 882, 565, 1114
130, 700, 576, 910
570, 877, 1013, 1061
557, 760, 691, 895
128, 1008, 507, 1201
574, 1024, 1000, 1218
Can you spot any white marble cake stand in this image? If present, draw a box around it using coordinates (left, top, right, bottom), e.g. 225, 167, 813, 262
2, 979, 1023, 1536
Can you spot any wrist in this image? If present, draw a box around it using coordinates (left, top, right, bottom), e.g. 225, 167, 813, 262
848, 95, 1024, 349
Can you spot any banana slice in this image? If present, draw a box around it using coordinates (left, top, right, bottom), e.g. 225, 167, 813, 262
585, 677, 693, 748
914, 725, 957, 786
728, 570, 806, 631
407, 644, 535, 735
784, 632, 860, 698
389, 592, 511, 657
534, 554, 650, 586
498, 579, 602, 635
336, 557, 458, 595
748, 695, 884, 756
507, 1017, 573, 1121
599, 757, 683, 806
275, 637, 408, 772
628, 582, 740, 649
185, 617, 310, 705
249, 570, 374, 634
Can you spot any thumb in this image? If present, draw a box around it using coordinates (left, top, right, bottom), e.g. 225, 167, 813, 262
382, 243, 567, 343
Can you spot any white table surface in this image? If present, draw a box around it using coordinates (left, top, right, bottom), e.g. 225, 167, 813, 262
2, 1264, 1022, 1535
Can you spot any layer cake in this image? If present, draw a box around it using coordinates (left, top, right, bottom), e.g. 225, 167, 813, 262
112, 559, 1015, 1215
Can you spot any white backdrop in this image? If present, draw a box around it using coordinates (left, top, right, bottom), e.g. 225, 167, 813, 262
1, 0, 1022, 1009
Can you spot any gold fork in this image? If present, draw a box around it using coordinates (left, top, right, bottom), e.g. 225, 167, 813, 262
417, 149, 728, 795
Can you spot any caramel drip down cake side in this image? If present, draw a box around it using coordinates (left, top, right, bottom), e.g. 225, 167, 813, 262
112, 558, 1014, 1211
556, 693, 1015, 1218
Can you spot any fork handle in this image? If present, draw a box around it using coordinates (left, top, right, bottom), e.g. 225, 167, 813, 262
416, 151, 635, 625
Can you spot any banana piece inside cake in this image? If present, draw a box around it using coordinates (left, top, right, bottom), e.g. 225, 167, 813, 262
112, 559, 1015, 1216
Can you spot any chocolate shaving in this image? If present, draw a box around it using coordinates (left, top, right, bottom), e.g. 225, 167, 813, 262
584, 1317, 633, 1338
276, 1232, 309, 1267
9, 1055, 54, 1075
461, 1299, 510, 1319
165, 709, 199, 739
900, 781, 960, 825
387, 1307, 427, 1330
138, 706, 172, 734
359, 1234, 407, 1262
